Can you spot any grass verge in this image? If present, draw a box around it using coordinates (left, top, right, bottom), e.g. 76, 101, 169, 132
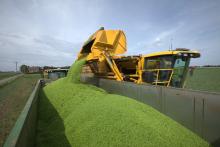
0, 72, 17, 80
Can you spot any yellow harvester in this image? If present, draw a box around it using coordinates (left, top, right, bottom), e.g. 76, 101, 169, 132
78, 28, 200, 88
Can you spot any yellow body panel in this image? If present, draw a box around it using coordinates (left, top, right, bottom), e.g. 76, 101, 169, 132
143, 50, 200, 58
78, 29, 127, 61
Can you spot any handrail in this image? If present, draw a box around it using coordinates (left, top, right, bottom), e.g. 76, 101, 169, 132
142, 68, 173, 71
142, 69, 173, 86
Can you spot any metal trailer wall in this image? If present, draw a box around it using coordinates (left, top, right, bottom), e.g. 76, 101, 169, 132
80, 76, 220, 146
3, 80, 41, 147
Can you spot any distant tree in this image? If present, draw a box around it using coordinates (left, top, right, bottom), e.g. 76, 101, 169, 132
61, 66, 70, 69
43, 66, 56, 70
20, 64, 28, 73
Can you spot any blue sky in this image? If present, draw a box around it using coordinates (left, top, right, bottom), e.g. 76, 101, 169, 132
0, 0, 219, 71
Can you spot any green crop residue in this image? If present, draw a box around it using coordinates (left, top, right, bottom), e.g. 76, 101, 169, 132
36, 59, 209, 147
66, 59, 86, 83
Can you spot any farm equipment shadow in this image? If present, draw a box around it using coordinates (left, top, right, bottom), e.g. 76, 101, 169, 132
35, 90, 71, 147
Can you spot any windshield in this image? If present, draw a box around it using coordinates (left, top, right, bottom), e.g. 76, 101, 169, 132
171, 56, 190, 87
144, 56, 174, 69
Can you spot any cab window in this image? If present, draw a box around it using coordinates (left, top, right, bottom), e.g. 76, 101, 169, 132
144, 56, 174, 69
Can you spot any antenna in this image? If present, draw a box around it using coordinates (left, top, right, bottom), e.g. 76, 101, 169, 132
170, 38, 173, 50
15, 61, 18, 72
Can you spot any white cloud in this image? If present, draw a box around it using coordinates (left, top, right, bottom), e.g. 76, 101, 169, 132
0, 32, 80, 71
0, 0, 107, 71
0, 0, 220, 71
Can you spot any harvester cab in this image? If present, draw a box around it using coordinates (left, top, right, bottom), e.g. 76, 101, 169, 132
78, 28, 200, 88
140, 49, 200, 87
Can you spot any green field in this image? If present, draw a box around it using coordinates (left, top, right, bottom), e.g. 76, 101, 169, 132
36, 59, 208, 147
185, 67, 220, 93
0, 72, 18, 80
0, 74, 40, 146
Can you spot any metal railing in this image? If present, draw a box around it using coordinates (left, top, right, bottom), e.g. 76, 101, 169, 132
142, 69, 173, 86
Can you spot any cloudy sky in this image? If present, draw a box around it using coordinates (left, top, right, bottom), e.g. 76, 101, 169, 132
0, 0, 219, 71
